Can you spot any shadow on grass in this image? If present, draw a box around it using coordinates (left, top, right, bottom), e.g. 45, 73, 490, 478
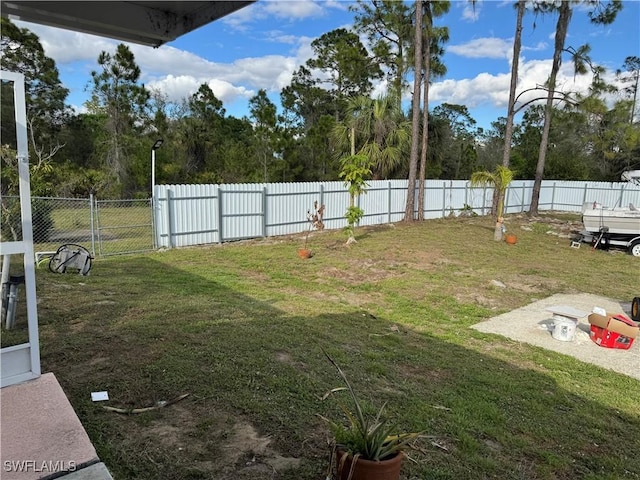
35, 256, 640, 480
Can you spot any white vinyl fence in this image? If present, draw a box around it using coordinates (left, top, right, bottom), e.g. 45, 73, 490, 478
153, 179, 640, 249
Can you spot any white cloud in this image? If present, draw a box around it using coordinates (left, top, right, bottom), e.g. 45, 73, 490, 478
221, 3, 265, 29
265, 30, 300, 44
431, 72, 511, 108
372, 78, 390, 100
18, 21, 116, 63
522, 41, 548, 52
14, 4, 342, 117
136, 51, 300, 104
430, 57, 608, 113
223, 0, 327, 29
449, 37, 512, 59
449, 37, 548, 61
147, 75, 254, 105
16, 19, 305, 112
231, 55, 299, 89
262, 0, 325, 20
323, 0, 351, 12
461, 2, 481, 22
131, 46, 212, 78
292, 36, 317, 63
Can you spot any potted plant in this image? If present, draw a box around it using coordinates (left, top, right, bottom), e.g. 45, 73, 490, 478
318, 351, 423, 480
298, 201, 325, 259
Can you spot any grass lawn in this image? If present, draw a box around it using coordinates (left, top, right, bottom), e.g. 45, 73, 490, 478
24, 213, 640, 479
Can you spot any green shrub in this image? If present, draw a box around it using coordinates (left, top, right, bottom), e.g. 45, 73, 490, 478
0, 197, 53, 242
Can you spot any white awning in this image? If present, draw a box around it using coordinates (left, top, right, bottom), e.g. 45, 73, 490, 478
0, 1, 254, 47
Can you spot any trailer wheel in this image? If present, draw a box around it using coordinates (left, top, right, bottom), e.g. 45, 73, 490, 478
629, 239, 640, 257
632, 297, 640, 322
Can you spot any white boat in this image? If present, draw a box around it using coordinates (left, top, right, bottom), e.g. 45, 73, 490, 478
582, 203, 640, 236
582, 170, 640, 236
621, 170, 640, 186
577, 171, 640, 257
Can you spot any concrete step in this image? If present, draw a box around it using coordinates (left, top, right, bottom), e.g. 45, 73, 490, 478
57, 463, 113, 480
1, 373, 112, 480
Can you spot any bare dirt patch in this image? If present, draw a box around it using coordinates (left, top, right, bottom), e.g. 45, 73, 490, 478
277, 285, 384, 314
508, 212, 583, 235
454, 290, 500, 309
120, 402, 301, 478
404, 249, 458, 271
274, 350, 308, 371
501, 274, 562, 294
398, 363, 454, 383
321, 263, 395, 284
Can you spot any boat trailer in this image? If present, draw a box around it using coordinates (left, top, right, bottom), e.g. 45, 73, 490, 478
575, 228, 640, 257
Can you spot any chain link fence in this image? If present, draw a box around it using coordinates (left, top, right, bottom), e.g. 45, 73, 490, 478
94, 199, 154, 256
1, 196, 154, 258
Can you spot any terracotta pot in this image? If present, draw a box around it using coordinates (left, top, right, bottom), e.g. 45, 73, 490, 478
297, 248, 312, 259
632, 297, 640, 322
505, 233, 517, 245
335, 450, 403, 480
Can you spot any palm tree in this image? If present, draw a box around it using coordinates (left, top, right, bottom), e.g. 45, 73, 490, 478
333, 95, 407, 243
470, 166, 514, 241
486, 0, 525, 219
332, 95, 410, 179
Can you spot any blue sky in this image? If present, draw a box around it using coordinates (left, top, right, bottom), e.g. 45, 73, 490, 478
15, 0, 640, 130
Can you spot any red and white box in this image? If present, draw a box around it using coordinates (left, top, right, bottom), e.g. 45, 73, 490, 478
588, 312, 638, 350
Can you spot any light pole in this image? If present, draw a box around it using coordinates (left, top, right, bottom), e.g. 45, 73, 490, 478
151, 138, 163, 204
151, 139, 163, 249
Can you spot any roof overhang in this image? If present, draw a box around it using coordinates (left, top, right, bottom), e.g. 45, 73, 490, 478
0, 1, 255, 47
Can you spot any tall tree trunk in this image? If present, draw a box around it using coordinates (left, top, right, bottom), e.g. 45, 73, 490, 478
394, 45, 404, 112
630, 68, 639, 124
417, 4, 432, 221
404, 0, 423, 222
529, 1, 571, 216
502, 0, 524, 168
492, 0, 525, 220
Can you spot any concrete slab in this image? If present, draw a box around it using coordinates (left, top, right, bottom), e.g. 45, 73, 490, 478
1, 373, 99, 480
471, 293, 640, 381
57, 463, 113, 480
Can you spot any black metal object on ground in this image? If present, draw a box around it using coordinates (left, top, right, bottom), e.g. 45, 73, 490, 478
49, 244, 93, 275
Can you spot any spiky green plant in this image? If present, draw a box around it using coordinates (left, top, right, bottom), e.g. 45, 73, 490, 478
318, 350, 423, 463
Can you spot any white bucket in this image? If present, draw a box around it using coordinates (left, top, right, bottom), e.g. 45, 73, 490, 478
551, 316, 577, 342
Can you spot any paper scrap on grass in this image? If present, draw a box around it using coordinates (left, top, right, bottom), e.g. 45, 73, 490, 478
91, 391, 109, 402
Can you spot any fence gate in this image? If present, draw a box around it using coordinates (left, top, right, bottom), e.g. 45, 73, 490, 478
95, 199, 155, 256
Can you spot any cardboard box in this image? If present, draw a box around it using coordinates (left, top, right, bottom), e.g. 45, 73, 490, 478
588, 312, 638, 350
